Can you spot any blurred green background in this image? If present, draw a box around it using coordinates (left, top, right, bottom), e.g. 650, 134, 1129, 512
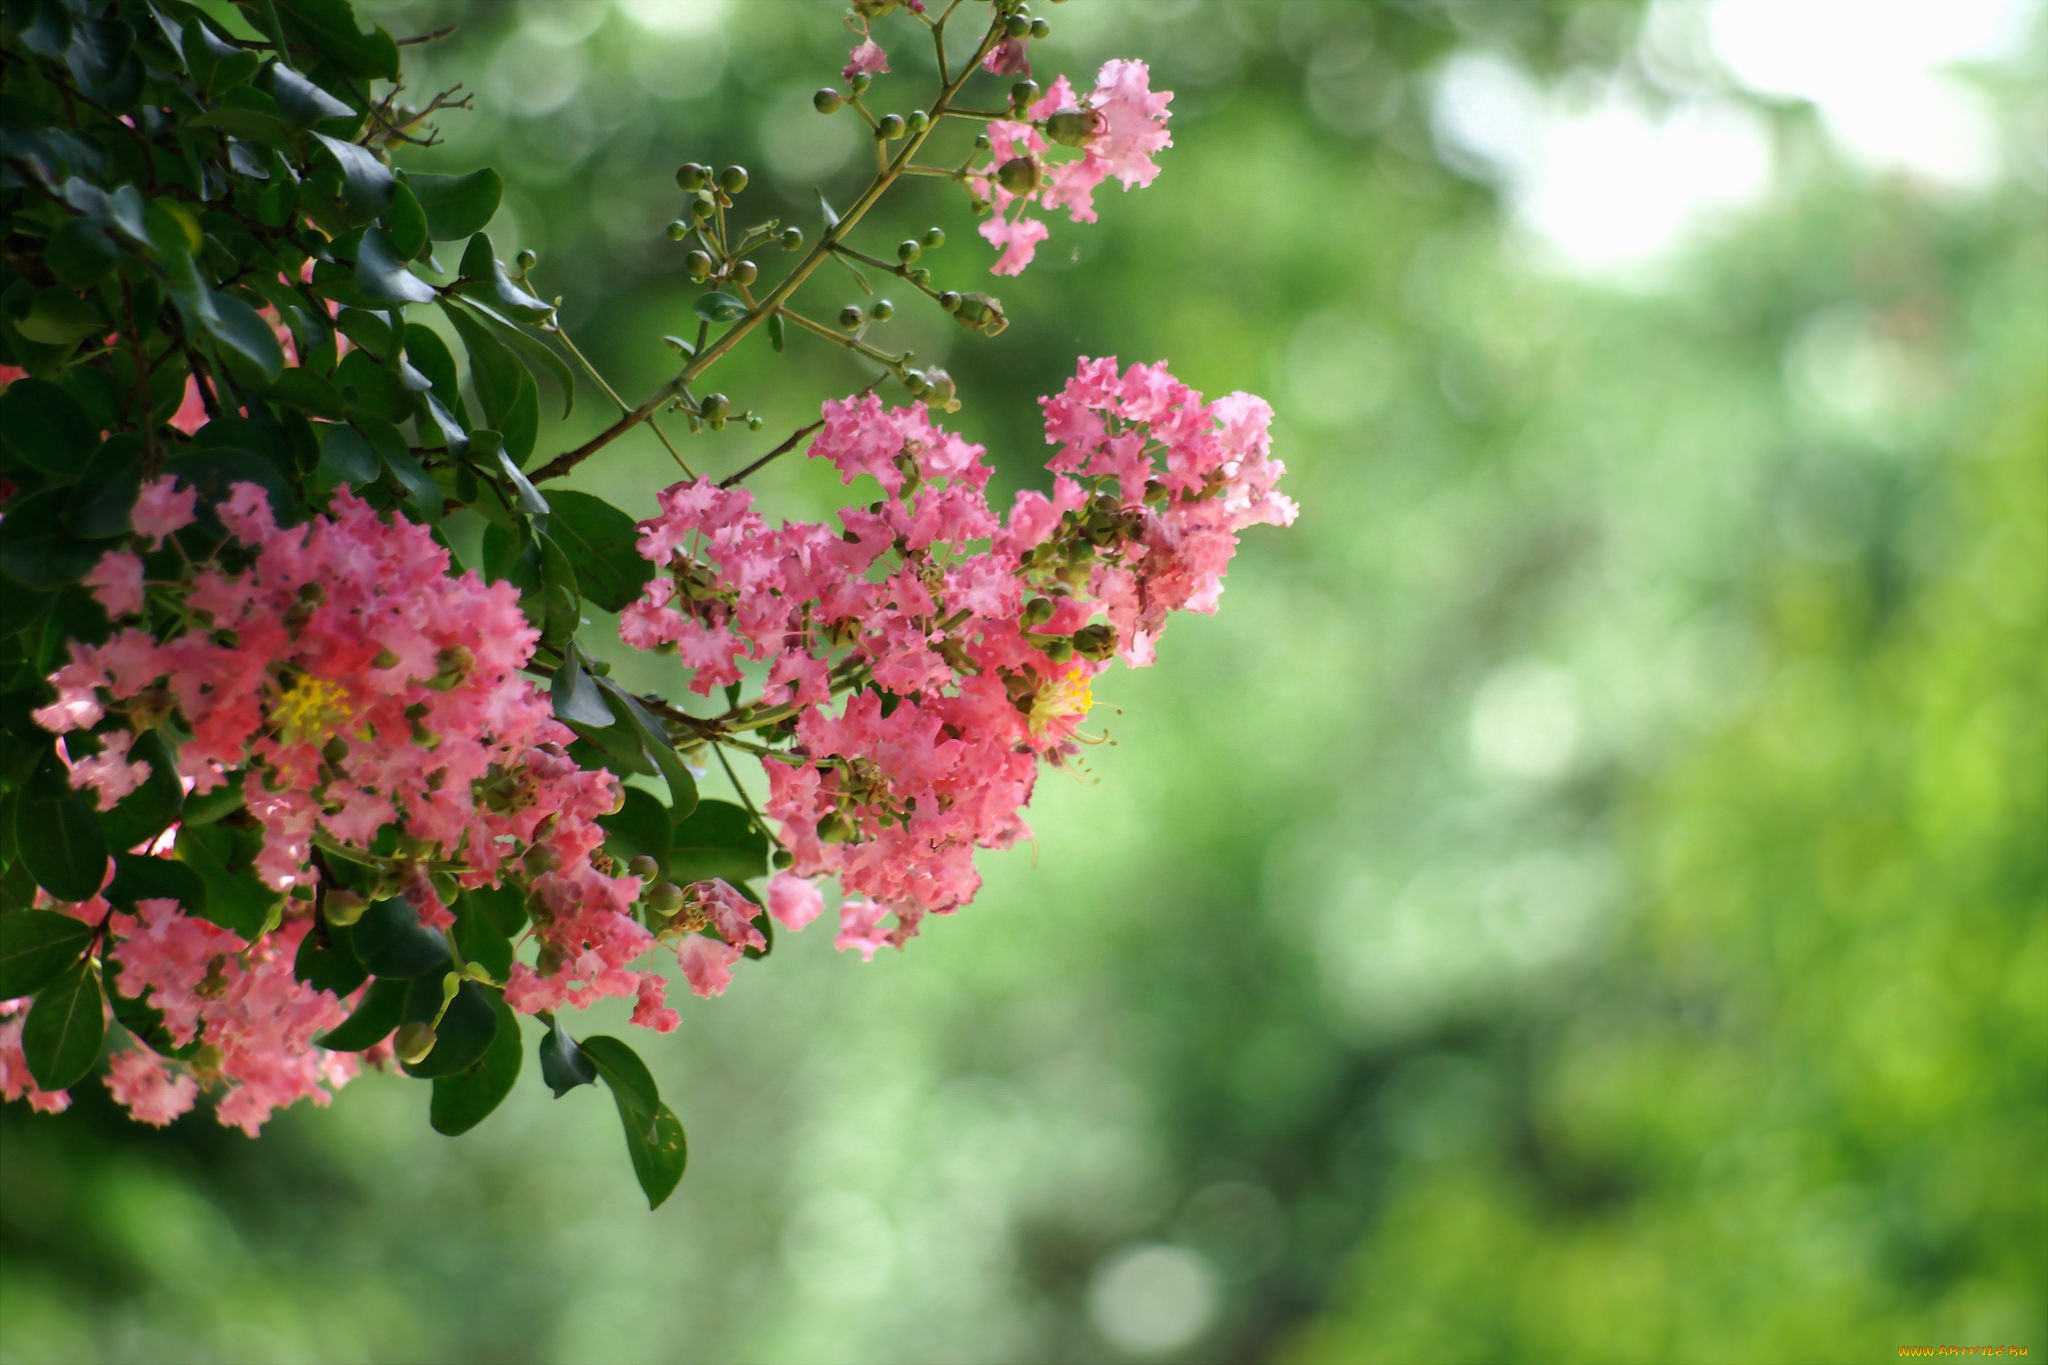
4, 1, 2044, 1361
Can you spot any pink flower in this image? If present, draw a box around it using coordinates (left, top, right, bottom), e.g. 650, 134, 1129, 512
83, 549, 145, 618
68, 728, 153, 810
983, 37, 1030, 76
834, 898, 893, 961
106, 1048, 199, 1126
979, 215, 1050, 276
842, 38, 888, 83
131, 475, 198, 546
766, 871, 824, 931
678, 935, 742, 998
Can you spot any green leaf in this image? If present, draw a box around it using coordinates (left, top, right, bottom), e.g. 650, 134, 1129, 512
17, 290, 103, 346
449, 298, 574, 417
348, 897, 450, 978
694, 292, 749, 324
64, 435, 144, 539
452, 887, 519, 980
316, 975, 405, 1050
354, 226, 436, 305
312, 422, 380, 492
383, 181, 429, 260
294, 919, 368, 997
23, 959, 105, 1090
455, 235, 553, 322
538, 1015, 597, 1097
0, 379, 95, 476
267, 65, 356, 127
400, 974, 499, 1078
0, 489, 111, 590
17, 754, 108, 903
768, 311, 785, 353
430, 994, 522, 1135
96, 730, 182, 851
599, 787, 673, 865
204, 291, 286, 382
0, 909, 95, 999
668, 800, 769, 887
817, 189, 841, 230
552, 641, 616, 727
409, 169, 502, 241
439, 298, 521, 430
599, 680, 699, 819
264, 0, 399, 80
579, 1035, 688, 1208
104, 852, 207, 913
172, 823, 272, 938
45, 218, 121, 289
542, 491, 654, 613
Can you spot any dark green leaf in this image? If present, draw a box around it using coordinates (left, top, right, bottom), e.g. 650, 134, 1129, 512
354, 226, 436, 305
400, 974, 498, 1077
668, 800, 770, 887
105, 852, 207, 913
203, 291, 286, 382
348, 897, 449, 978
265, 0, 399, 80
552, 641, 616, 727
45, 218, 121, 288
0, 489, 110, 590
64, 435, 144, 539
312, 422, 381, 492
294, 919, 368, 996
410, 169, 502, 241
172, 823, 272, 938
439, 297, 521, 429
383, 181, 429, 260
23, 959, 105, 1091
599, 787, 673, 865
17, 754, 108, 903
449, 298, 574, 417
0, 909, 95, 999
768, 311, 786, 353
431, 994, 522, 1134
0, 379, 95, 476
694, 292, 748, 324
316, 976, 406, 1050
599, 680, 699, 820
542, 491, 654, 613
268, 66, 356, 127
455, 235, 553, 322
538, 1015, 597, 1097
17, 290, 102, 346
452, 888, 518, 980
580, 1034, 687, 1208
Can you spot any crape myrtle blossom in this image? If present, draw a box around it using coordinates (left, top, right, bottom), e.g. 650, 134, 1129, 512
622, 356, 1291, 952
971, 61, 1174, 275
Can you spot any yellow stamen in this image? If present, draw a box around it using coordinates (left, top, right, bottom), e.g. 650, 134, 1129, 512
1028, 666, 1095, 737
272, 675, 357, 748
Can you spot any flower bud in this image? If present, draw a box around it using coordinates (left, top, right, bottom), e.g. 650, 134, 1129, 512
870, 298, 894, 321
515, 248, 539, 272
1022, 595, 1055, 626
908, 267, 932, 286
395, 1021, 436, 1066
684, 251, 713, 281
849, 71, 872, 95
1043, 108, 1103, 147
322, 735, 350, 765
372, 648, 400, 669
690, 196, 716, 221
667, 220, 690, 241
818, 811, 856, 843
922, 226, 946, 248
838, 305, 864, 330
699, 392, 730, 420
902, 369, 929, 396
731, 259, 759, 286
748, 415, 765, 430
939, 290, 962, 312
426, 644, 474, 691
1043, 639, 1075, 663
951, 291, 1008, 336
876, 113, 906, 140
780, 226, 805, 251
922, 367, 958, 409
996, 156, 1042, 196
675, 162, 710, 191
717, 164, 749, 194
536, 944, 567, 976
813, 87, 843, 114
906, 109, 929, 133
897, 239, 922, 263
1030, 17, 1051, 37
645, 881, 686, 917
1073, 623, 1117, 660
322, 889, 367, 927
627, 855, 660, 882
523, 843, 561, 876
1004, 13, 1030, 37
1010, 80, 1040, 109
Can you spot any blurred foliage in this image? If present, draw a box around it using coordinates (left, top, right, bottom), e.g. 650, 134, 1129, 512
2, 1, 2043, 1362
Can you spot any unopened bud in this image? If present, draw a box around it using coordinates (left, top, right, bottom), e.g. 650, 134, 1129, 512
1073, 623, 1117, 659
645, 881, 685, 916
906, 109, 930, 133
1004, 13, 1030, 37
717, 164, 749, 194
870, 298, 894, 321
780, 226, 805, 251
813, 87, 843, 114
876, 113, 906, 141
731, 259, 759, 286
690, 195, 716, 222
849, 71, 872, 95
699, 392, 730, 420
536, 944, 567, 976
838, 305, 865, 330
921, 367, 958, 409
938, 290, 962, 312
321, 735, 350, 765
627, 855, 660, 881
323, 890, 367, 927
996, 156, 1042, 196
667, 219, 690, 241
923, 226, 946, 248
515, 248, 539, 272
523, 843, 561, 876
395, 1021, 437, 1066
1030, 17, 1051, 37
818, 811, 856, 844
1043, 639, 1075, 663
950, 291, 1008, 336
1022, 595, 1055, 627
897, 239, 922, 264
1010, 80, 1040, 109
684, 251, 712, 281
1043, 108, 1103, 147
675, 162, 710, 191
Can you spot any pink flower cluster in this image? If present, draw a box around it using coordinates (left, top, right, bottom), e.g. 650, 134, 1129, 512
975, 61, 1174, 275
32, 478, 683, 1030
0, 896, 363, 1133
621, 357, 1290, 953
